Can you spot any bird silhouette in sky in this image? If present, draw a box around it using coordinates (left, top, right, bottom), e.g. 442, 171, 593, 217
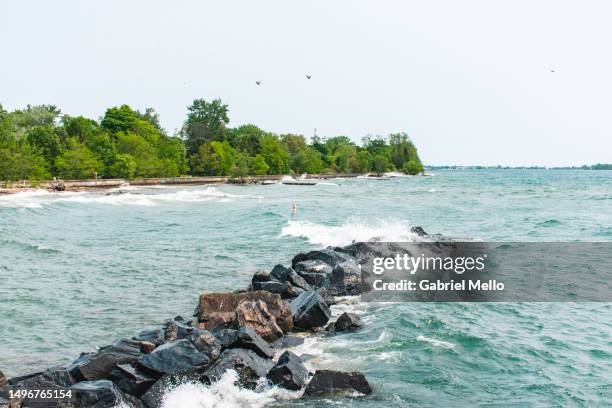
256, 81, 261, 85
306, 74, 311, 79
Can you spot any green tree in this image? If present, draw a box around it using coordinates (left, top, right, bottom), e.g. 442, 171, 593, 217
250, 154, 269, 175
25, 125, 62, 171
0, 142, 50, 181
260, 134, 289, 174
291, 146, 323, 174
55, 140, 102, 179
101, 105, 139, 134
183, 98, 229, 154
371, 154, 390, 174
281, 134, 307, 157
403, 160, 424, 175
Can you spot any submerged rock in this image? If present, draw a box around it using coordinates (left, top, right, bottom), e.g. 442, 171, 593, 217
204, 349, 273, 388
411, 226, 427, 236
196, 291, 293, 333
138, 339, 210, 376
68, 339, 141, 382
305, 370, 372, 396
266, 351, 308, 390
326, 312, 364, 332
290, 290, 331, 330
108, 364, 157, 398
235, 299, 284, 342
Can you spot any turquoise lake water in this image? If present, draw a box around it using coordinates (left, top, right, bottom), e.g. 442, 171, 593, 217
0, 169, 610, 407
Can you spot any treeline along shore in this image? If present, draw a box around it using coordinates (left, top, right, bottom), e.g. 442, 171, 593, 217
0, 235, 433, 407
0, 99, 424, 184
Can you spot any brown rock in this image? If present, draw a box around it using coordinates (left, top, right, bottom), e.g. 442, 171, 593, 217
197, 291, 292, 332
0, 369, 6, 386
236, 299, 284, 342
140, 341, 156, 354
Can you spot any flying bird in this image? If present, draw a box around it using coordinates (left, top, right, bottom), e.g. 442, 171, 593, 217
306, 74, 311, 79
256, 81, 261, 85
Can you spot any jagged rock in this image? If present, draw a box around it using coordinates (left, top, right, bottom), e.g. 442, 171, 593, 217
212, 329, 238, 348
340, 242, 384, 264
137, 327, 165, 346
292, 249, 353, 269
164, 318, 194, 342
411, 226, 427, 236
59, 380, 136, 408
188, 329, 221, 361
251, 280, 303, 299
272, 335, 305, 349
294, 259, 333, 275
138, 339, 210, 376
235, 299, 284, 342
108, 364, 156, 398
305, 370, 372, 396
204, 349, 273, 389
266, 351, 308, 390
290, 290, 331, 330
269, 265, 312, 292
228, 326, 275, 359
252, 270, 271, 284
68, 339, 141, 382
0, 370, 5, 386
140, 341, 156, 354
330, 260, 363, 295
326, 312, 364, 332
196, 291, 292, 332
316, 288, 337, 306
9, 366, 75, 388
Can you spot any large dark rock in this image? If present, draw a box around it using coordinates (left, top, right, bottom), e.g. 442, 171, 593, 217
340, 242, 384, 264
230, 326, 275, 359
212, 329, 238, 349
290, 290, 331, 330
137, 327, 165, 346
304, 370, 372, 396
330, 260, 363, 295
188, 329, 221, 361
326, 312, 364, 332
266, 351, 308, 390
196, 291, 293, 333
235, 299, 284, 342
294, 259, 333, 275
68, 339, 142, 382
138, 339, 210, 376
204, 349, 273, 389
108, 364, 157, 397
270, 265, 312, 292
411, 226, 427, 236
60, 380, 137, 408
0, 370, 5, 386
292, 249, 353, 269
9, 366, 75, 388
163, 318, 194, 342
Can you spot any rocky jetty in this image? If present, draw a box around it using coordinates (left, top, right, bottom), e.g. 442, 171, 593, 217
0, 236, 406, 407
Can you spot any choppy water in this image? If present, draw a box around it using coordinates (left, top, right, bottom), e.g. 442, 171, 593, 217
0, 170, 611, 407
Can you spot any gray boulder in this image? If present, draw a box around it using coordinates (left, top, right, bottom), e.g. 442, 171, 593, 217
60, 380, 138, 408
138, 339, 210, 376
304, 370, 372, 396
108, 364, 156, 397
326, 312, 364, 332
68, 339, 141, 381
266, 351, 308, 390
290, 290, 331, 330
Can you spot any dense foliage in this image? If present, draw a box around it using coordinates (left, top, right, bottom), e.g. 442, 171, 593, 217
0, 100, 423, 181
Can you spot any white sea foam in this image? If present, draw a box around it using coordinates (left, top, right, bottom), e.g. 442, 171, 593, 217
159, 370, 301, 408
0, 187, 241, 208
416, 335, 456, 349
279, 218, 419, 247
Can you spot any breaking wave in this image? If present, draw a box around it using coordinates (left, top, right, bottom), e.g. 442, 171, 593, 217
0, 187, 242, 208
279, 218, 419, 247
160, 370, 301, 408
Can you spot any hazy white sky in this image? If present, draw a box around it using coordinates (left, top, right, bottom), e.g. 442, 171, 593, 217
1, 0, 610, 166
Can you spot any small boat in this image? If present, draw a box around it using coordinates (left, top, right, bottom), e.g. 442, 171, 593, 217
261, 180, 278, 185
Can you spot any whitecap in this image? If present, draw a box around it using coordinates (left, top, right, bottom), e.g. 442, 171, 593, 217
416, 335, 456, 349
279, 218, 420, 247
160, 370, 301, 408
